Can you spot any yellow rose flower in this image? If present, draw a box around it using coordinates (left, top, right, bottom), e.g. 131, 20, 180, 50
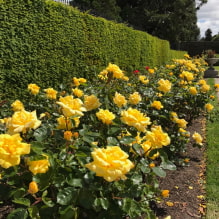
85, 146, 134, 182
84, 95, 101, 111
189, 87, 198, 95
151, 101, 163, 110
214, 84, 219, 91
64, 131, 73, 141
173, 118, 188, 128
200, 84, 210, 93
192, 132, 203, 145
145, 125, 170, 149
198, 79, 206, 85
28, 181, 39, 194
96, 109, 115, 125
157, 79, 172, 93
72, 88, 84, 97
179, 71, 194, 81
0, 134, 30, 168
113, 92, 127, 108
205, 103, 214, 112
139, 75, 149, 84
27, 157, 50, 175
72, 77, 87, 87
28, 83, 40, 95
128, 92, 142, 105
105, 63, 124, 79
11, 100, 24, 111
148, 68, 155, 74
56, 96, 86, 117
44, 88, 58, 99
6, 110, 41, 134
121, 108, 151, 132
57, 116, 79, 130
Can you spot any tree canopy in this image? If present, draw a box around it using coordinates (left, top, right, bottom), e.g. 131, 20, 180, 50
70, 0, 208, 47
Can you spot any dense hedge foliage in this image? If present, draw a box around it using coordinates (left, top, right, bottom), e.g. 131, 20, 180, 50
0, 0, 185, 100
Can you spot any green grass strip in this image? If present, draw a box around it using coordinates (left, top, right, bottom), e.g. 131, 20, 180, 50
206, 77, 219, 219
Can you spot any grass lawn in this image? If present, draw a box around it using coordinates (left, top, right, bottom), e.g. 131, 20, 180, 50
205, 75, 219, 219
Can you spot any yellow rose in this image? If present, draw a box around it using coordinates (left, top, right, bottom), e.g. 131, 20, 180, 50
200, 84, 210, 93
56, 96, 86, 117
72, 77, 87, 87
44, 88, 58, 99
105, 63, 124, 79
173, 118, 188, 128
145, 125, 170, 149
96, 109, 115, 125
139, 75, 149, 84
157, 79, 172, 93
84, 95, 101, 111
6, 110, 41, 134
192, 132, 203, 145
28, 181, 39, 194
148, 68, 155, 74
205, 103, 214, 112
121, 108, 151, 132
11, 100, 24, 111
189, 87, 198, 95
151, 101, 163, 110
27, 157, 50, 175
85, 146, 134, 182
28, 83, 40, 95
128, 92, 142, 105
0, 134, 30, 168
72, 88, 84, 97
198, 79, 206, 85
179, 71, 194, 81
113, 92, 127, 108
57, 116, 79, 130
64, 131, 73, 141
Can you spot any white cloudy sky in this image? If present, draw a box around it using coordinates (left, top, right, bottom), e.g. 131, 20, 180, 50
197, 0, 219, 37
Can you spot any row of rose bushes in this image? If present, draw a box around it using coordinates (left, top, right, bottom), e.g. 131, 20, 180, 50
0, 55, 217, 218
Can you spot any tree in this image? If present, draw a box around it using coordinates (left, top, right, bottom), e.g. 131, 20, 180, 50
70, 0, 207, 46
205, 28, 213, 41
70, 0, 121, 21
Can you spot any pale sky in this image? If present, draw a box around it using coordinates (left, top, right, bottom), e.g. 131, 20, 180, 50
197, 0, 219, 37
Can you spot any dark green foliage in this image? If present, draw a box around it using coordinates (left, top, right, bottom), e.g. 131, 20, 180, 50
0, 0, 185, 100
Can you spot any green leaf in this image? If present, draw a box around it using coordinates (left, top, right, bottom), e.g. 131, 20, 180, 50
160, 160, 176, 171
120, 136, 135, 145
28, 206, 40, 219
66, 178, 83, 188
93, 198, 109, 211
107, 137, 119, 145
107, 126, 120, 135
30, 141, 44, 154
33, 126, 50, 142
132, 143, 143, 155
6, 208, 28, 219
12, 198, 30, 207
152, 167, 166, 177
59, 206, 78, 219
131, 173, 142, 185
57, 187, 78, 205
42, 190, 55, 207
78, 189, 95, 209
121, 198, 141, 217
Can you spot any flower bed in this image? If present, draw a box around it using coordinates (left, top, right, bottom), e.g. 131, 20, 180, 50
0, 55, 216, 218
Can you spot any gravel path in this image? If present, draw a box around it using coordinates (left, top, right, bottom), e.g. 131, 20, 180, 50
215, 78, 219, 100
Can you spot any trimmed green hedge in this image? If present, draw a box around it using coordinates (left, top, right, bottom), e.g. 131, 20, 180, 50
0, 0, 185, 100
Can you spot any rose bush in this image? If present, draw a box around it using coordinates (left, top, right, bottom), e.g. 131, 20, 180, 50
0, 56, 216, 218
